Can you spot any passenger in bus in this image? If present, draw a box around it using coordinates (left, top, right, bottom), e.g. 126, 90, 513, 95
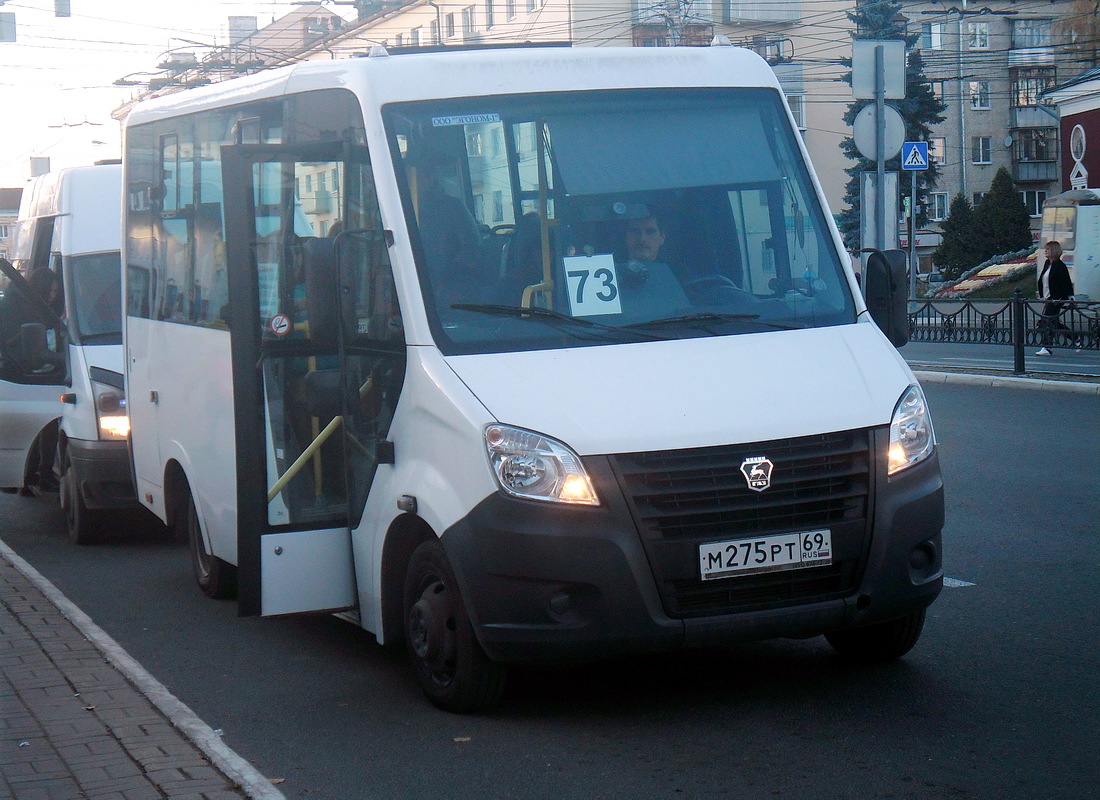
414, 151, 483, 311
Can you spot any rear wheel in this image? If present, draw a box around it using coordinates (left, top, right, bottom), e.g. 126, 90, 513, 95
60, 453, 103, 545
403, 540, 506, 713
825, 609, 927, 663
186, 490, 236, 599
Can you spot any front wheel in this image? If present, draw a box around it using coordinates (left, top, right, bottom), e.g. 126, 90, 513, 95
186, 490, 236, 599
60, 453, 103, 545
825, 609, 927, 663
403, 540, 506, 713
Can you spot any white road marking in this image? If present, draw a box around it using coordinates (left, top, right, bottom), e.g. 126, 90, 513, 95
944, 577, 976, 587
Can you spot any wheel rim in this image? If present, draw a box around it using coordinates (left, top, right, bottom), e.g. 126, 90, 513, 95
408, 579, 457, 688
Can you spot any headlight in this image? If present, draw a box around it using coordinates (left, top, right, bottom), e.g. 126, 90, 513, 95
92, 377, 130, 440
888, 384, 934, 475
484, 424, 598, 505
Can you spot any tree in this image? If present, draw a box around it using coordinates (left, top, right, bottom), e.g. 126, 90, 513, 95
836, 1, 947, 251
932, 194, 978, 279
971, 167, 1033, 262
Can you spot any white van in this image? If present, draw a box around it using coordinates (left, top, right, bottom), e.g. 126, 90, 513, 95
0, 163, 137, 543
122, 43, 943, 711
1040, 188, 1100, 300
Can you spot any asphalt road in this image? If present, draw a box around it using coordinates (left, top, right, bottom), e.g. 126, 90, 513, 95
904, 340, 1100, 377
2, 381, 1098, 800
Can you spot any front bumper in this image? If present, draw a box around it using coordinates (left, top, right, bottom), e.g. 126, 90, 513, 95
441, 430, 943, 665
67, 438, 138, 509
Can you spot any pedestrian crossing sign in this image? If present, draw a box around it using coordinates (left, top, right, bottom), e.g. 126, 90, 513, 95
902, 141, 929, 170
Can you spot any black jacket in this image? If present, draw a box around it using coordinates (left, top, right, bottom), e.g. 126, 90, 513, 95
1038, 257, 1073, 301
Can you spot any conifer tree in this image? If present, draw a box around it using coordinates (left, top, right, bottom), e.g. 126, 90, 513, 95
971, 167, 1033, 262
837, 0, 947, 250
932, 193, 978, 279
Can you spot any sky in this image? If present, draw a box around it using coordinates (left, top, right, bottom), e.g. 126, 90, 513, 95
0, 0, 346, 188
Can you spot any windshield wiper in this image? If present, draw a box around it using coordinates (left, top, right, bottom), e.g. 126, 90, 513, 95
451, 304, 666, 341
625, 312, 805, 332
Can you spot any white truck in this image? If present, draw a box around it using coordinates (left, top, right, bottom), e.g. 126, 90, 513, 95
0, 163, 138, 543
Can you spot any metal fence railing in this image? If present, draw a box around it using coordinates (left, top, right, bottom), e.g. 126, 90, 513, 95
907, 291, 1100, 374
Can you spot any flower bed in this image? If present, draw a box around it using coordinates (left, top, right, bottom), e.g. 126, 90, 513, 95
928, 247, 1037, 298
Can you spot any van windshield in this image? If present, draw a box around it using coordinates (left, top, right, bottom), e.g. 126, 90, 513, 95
386, 88, 853, 356
69, 252, 122, 344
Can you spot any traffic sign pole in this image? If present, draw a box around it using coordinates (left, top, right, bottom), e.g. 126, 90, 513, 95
900, 141, 929, 301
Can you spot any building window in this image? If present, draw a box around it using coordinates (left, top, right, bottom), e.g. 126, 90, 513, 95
930, 192, 949, 221
1014, 128, 1058, 161
785, 93, 805, 130
429, 19, 440, 43
395, 33, 404, 46
410, 27, 421, 46
506, 0, 515, 18
526, 0, 537, 12
445, 12, 455, 37
919, 22, 943, 50
972, 136, 992, 164
462, 6, 475, 34
0, 224, 9, 239
929, 137, 946, 165
967, 21, 989, 50
485, 0, 494, 28
1018, 190, 1047, 217
1012, 18, 1050, 49
929, 80, 947, 102
1011, 67, 1056, 107
492, 190, 504, 222
969, 80, 990, 110
972, 192, 985, 207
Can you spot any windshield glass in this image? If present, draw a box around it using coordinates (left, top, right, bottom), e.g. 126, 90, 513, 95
385, 88, 853, 356
68, 252, 122, 343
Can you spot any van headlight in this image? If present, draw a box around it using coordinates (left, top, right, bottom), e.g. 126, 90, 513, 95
92, 376, 130, 440
888, 384, 934, 475
484, 424, 599, 505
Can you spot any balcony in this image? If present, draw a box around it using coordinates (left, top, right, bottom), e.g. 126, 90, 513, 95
1011, 161, 1058, 182
1010, 106, 1058, 128
724, 0, 801, 24
1008, 47, 1054, 67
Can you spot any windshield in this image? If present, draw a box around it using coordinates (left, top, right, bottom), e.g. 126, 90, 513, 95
385, 88, 853, 356
68, 251, 122, 344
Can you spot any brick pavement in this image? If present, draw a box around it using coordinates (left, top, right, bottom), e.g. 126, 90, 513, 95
0, 547, 283, 800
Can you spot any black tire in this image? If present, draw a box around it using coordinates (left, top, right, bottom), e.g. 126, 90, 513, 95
60, 453, 103, 545
185, 490, 237, 599
403, 540, 506, 713
825, 609, 927, 663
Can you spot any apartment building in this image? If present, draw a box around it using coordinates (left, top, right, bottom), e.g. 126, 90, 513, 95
0, 188, 21, 263
908, 1, 1088, 237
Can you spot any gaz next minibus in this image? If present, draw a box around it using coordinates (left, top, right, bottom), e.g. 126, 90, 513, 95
121, 42, 944, 711
0, 163, 138, 544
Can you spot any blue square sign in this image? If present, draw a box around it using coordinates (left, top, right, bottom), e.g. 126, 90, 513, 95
902, 141, 929, 170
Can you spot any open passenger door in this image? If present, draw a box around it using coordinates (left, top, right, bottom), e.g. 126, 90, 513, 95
222, 142, 401, 617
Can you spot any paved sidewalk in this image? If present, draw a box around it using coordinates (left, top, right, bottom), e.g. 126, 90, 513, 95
0, 543, 284, 800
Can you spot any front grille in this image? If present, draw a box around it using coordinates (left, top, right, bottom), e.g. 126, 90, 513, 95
609, 429, 874, 618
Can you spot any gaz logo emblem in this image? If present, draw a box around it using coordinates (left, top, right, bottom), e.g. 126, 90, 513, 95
740, 456, 774, 492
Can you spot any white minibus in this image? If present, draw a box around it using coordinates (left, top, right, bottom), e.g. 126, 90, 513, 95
122, 43, 943, 711
1039, 188, 1100, 300
0, 163, 138, 543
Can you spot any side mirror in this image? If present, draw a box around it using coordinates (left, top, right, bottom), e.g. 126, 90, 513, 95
16, 322, 51, 370
863, 249, 909, 348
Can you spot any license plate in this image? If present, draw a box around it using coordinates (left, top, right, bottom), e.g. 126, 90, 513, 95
699, 529, 832, 581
